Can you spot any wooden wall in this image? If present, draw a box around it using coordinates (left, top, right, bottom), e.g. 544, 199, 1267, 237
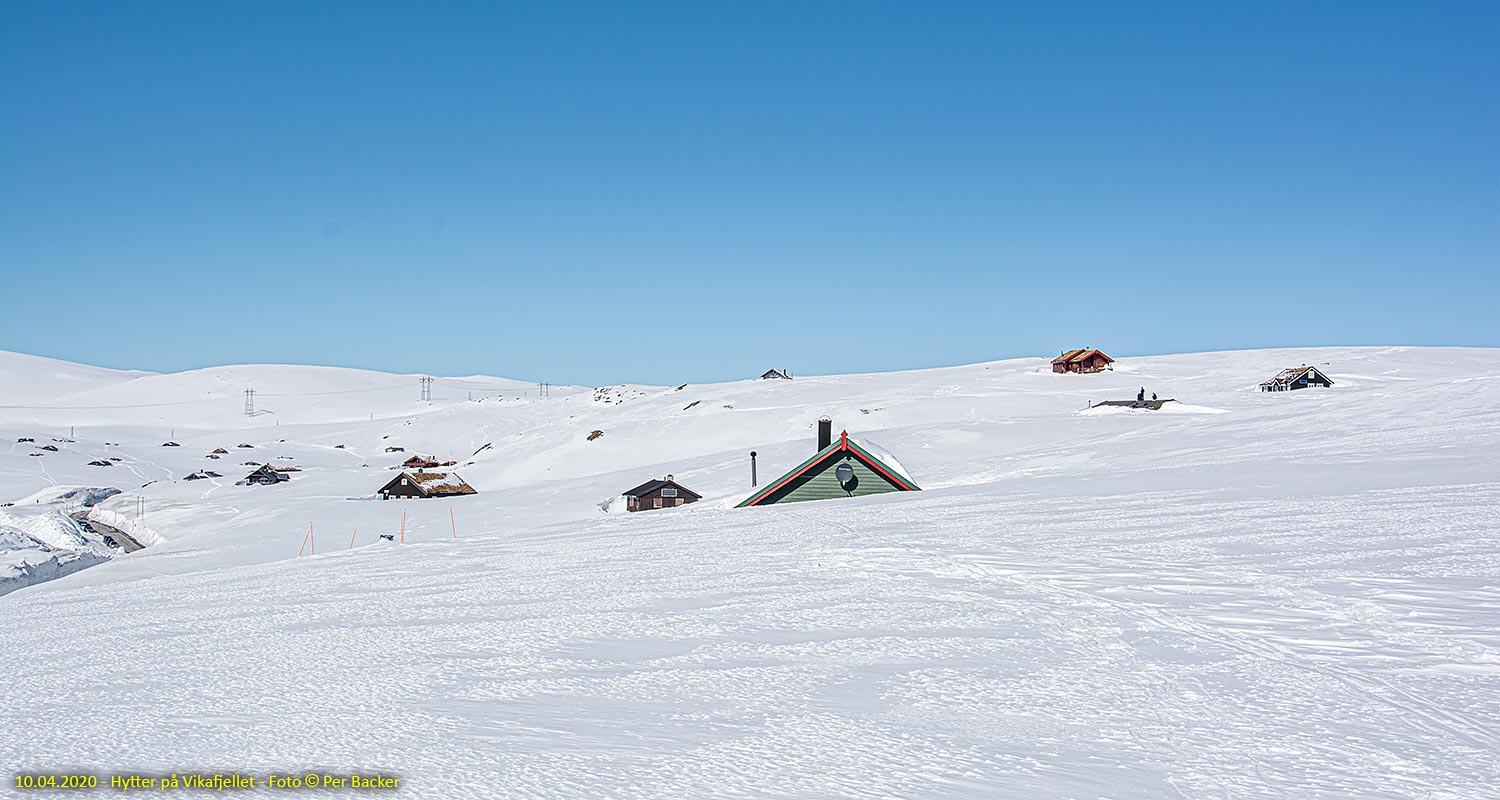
757, 454, 907, 505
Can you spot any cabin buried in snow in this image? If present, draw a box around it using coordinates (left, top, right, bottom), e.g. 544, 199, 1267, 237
378, 471, 477, 500
622, 475, 702, 512
238, 465, 290, 485
739, 418, 919, 507
1052, 349, 1115, 374
1260, 365, 1334, 392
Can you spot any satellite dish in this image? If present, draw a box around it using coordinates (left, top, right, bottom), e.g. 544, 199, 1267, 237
835, 463, 855, 486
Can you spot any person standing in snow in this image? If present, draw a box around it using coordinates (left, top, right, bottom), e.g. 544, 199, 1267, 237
1138, 387, 1145, 402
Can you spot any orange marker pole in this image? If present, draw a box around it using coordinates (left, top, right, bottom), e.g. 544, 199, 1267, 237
349, 529, 357, 550
450, 508, 456, 539
400, 510, 406, 544
299, 527, 310, 556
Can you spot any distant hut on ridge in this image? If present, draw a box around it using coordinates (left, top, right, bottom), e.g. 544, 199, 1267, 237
1052, 349, 1115, 374
1260, 365, 1334, 392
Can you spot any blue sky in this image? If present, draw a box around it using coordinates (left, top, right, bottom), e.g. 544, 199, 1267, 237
2, 1, 1496, 385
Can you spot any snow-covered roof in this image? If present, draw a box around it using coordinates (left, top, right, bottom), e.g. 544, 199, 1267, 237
622, 477, 702, 499
848, 437, 914, 483
404, 472, 477, 496
1262, 365, 1331, 386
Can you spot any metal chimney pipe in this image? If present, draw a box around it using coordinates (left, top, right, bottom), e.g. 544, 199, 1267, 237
750, 451, 758, 486
817, 418, 832, 451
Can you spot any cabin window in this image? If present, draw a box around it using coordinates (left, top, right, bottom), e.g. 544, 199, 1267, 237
661, 488, 678, 498
401, 478, 409, 485
653, 497, 663, 508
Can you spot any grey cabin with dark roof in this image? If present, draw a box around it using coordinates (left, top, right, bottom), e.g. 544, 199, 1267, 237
622, 475, 702, 512
1260, 365, 1334, 392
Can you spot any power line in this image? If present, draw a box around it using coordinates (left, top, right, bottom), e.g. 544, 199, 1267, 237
0, 381, 417, 409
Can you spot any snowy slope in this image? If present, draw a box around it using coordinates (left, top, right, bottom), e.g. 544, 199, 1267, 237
1, 346, 1498, 798
0, 350, 150, 404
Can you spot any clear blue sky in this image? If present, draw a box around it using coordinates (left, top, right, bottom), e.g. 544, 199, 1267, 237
2, 2, 1496, 385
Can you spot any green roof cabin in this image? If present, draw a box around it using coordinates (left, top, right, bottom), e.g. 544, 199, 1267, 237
738, 418, 920, 507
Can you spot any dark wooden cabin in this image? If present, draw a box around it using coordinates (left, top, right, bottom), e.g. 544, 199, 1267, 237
622, 475, 702, 512
402, 455, 442, 469
1052, 349, 1115, 374
760, 368, 792, 380
378, 471, 477, 500
1260, 365, 1334, 392
238, 464, 290, 485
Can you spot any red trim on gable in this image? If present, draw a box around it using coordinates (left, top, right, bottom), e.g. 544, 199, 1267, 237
844, 440, 919, 492
740, 436, 916, 506
742, 445, 841, 506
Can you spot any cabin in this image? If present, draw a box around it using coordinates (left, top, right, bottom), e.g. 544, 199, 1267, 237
622, 475, 702, 512
1052, 349, 1115, 374
738, 418, 920, 507
760, 368, 792, 380
377, 471, 477, 500
237, 443, 254, 448
162, 441, 181, 447
184, 470, 221, 481
1260, 365, 1334, 392
402, 455, 442, 469
384, 446, 405, 453
211, 448, 229, 454
238, 465, 290, 486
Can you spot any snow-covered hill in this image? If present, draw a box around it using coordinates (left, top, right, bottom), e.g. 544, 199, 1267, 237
0, 350, 151, 404
1, 346, 1497, 798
